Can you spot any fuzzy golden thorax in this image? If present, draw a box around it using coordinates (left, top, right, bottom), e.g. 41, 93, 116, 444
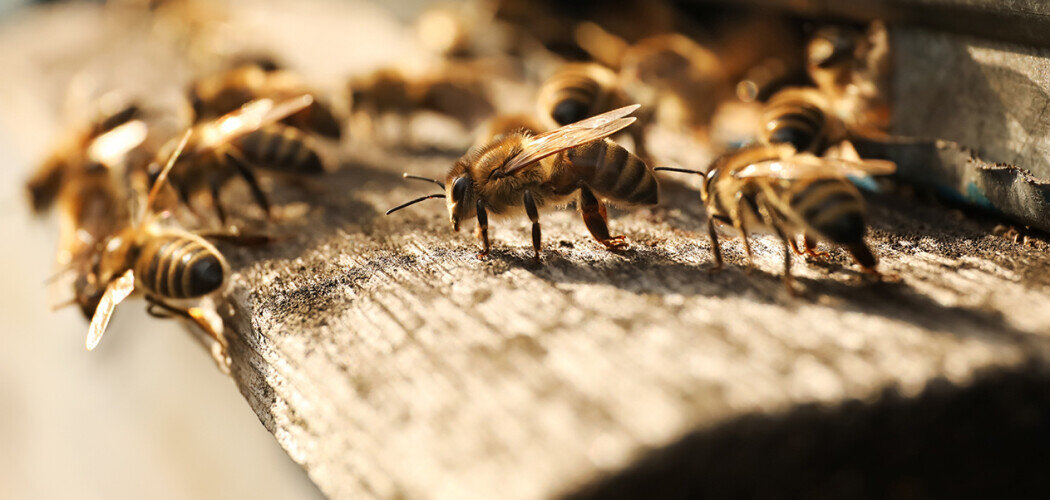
445, 133, 556, 230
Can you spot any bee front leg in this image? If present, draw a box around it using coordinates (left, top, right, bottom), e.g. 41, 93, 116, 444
579, 186, 628, 251
476, 200, 491, 258
523, 191, 542, 261
731, 194, 754, 273
706, 215, 724, 270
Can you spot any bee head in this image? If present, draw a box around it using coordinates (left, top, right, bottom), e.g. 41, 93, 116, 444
446, 175, 474, 231
808, 27, 857, 70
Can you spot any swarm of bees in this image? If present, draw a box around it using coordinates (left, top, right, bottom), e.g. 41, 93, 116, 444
29, 0, 913, 368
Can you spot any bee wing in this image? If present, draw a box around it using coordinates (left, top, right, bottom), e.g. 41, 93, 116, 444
193, 94, 314, 152
734, 154, 896, 180
86, 269, 135, 351
496, 104, 640, 176
87, 120, 148, 167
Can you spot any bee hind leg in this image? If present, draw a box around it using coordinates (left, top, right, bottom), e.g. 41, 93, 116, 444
844, 241, 888, 280
579, 186, 628, 251
145, 296, 230, 372
523, 191, 542, 261
803, 234, 831, 259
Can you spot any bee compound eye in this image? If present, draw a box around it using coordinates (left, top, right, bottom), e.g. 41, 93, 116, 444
451, 176, 470, 203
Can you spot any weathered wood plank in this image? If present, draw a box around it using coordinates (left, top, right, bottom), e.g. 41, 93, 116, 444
218, 143, 1050, 498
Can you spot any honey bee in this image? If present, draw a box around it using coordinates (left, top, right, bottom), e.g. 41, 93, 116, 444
387, 105, 658, 258
77, 131, 231, 365
575, 25, 728, 134
189, 62, 343, 139
655, 144, 895, 289
348, 67, 496, 140
759, 87, 846, 155
805, 21, 891, 134
27, 101, 141, 214
149, 94, 319, 222
537, 62, 650, 160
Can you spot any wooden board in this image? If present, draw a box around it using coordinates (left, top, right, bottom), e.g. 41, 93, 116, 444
217, 144, 1050, 498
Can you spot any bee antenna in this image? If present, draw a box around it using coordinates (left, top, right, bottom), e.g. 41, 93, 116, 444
385, 194, 446, 215
44, 262, 77, 284
142, 128, 193, 221
654, 167, 705, 175
402, 173, 445, 188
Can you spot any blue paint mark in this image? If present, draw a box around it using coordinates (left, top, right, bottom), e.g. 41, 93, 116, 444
965, 182, 995, 209
848, 175, 880, 193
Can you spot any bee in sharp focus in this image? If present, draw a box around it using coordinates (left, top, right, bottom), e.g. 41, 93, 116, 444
655, 144, 895, 290
387, 105, 658, 258
149, 94, 320, 223
75, 132, 231, 366
537, 62, 651, 161
189, 61, 343, 139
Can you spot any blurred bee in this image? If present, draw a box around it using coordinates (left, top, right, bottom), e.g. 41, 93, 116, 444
149, 94, 320, 222
478, 113, 543, 144
655, 144, 895, 289
537, 62, 650, 161
759, 87, 846, 155
805, 21, 891, 134
575, 25, 728, 134
348, 67, 496, 142
189, 62, 343, 139
76, 132, 231, 366
387, 105, 658, 258
27, 100, 142, 214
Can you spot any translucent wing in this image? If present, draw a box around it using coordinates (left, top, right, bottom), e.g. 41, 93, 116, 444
87, 120, 148, 167
194, 94, 314, 152
734, 154, 896, 180
86, 269, 135, 351
497, 104, 640, 176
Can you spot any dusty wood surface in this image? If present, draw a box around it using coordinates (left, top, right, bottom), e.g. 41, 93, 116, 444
218, 144, 1050, 498
8, 2, 1050, 499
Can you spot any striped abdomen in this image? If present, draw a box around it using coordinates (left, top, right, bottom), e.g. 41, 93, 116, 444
237, 124, 323, 174
761, 98, 827, 154
539, 64, 620, 126
786, 177, 866, 244
134, 236, 226, 299
565, 138, 658, 205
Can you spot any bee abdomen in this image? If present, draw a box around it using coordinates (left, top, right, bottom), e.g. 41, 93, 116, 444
789, 178, 866, 243
238, 125, 323, 174
135, 236, 225, 299
568, 138, 658, 205
762, 100, 826, 153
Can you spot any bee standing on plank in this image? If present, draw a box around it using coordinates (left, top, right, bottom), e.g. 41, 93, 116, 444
386, 105, 659, 258
149, 94, 320, 223
655, 144, 895, 290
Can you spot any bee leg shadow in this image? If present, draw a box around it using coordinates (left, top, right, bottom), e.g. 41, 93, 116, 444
224, 150, 272, 219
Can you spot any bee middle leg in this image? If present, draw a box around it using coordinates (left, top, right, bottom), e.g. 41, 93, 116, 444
523, 191, 542, 260
579, 186, 628, 251
731, 193, 755, 272
476, 200, 491, 258
845, 241, 883, 279
223, 150, 272, 218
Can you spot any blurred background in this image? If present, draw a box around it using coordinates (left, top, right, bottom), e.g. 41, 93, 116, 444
0, 0, 417, 498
